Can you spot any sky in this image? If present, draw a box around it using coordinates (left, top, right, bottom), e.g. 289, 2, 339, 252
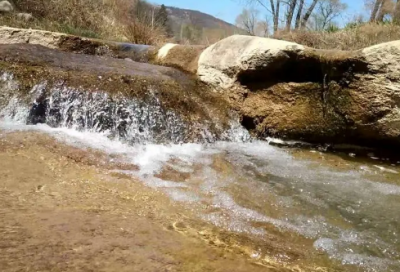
150, 0, 367, 25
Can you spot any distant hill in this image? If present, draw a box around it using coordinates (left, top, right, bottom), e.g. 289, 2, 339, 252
166, 6, 239, 31
163, 6, 245, 44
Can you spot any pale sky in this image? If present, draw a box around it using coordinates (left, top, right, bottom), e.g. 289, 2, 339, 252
150, 0, 367, 25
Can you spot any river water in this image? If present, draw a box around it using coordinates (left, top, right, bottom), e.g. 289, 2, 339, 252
0, 77, 399, 271
1, 120, 399, 271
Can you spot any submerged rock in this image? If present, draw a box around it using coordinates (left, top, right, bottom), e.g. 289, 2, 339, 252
197, 35, 400, 149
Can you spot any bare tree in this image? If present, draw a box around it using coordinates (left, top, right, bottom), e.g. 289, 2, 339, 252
368, 0, 394, 22
246, 0, 281, 33
394, 0, 400, 23
312, 0, 347, 30
369, 0, 383, 21
235, 8, 259, 35
378, 0, 394, 21
272, 0, 281, 32
286, 0, 298, 30
244, 0, 325, 31
301, 0, 320, 28
255, 20, 269, 36
294, 0, 305, 29
236, 8, 270, 36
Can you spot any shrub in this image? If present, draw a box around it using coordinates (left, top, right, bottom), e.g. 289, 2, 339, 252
123, 19, 167, 45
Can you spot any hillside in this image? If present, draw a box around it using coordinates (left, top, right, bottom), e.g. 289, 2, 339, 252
164, 6, 244, 44
166, 6, 239, 31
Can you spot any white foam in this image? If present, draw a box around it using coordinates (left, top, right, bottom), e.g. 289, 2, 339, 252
373, 165, 399, 174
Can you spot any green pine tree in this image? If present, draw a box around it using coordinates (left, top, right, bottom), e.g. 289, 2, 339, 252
156, 4, 172, 36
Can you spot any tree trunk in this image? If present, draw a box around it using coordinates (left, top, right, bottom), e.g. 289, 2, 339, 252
301, 0, 319, 28
273, 0, 281, 33
376, 0, 387, 22
394, 0, 400, 24
269, 0, 279, 33
376, 8, 385, 21
285, 0, 297, 31
370, 0, 383, 22
294, 0, 304, 29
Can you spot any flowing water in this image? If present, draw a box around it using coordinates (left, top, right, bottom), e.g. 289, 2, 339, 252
1, 75, 400, 271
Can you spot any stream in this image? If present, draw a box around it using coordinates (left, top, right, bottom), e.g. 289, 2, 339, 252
0, 76, 400, 271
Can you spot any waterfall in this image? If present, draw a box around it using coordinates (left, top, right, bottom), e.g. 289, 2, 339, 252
0, 72, 250, 144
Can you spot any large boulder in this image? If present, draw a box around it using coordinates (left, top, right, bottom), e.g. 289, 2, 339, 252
353, 41, 400, 144
0, 0, 13, 13
198, 35, 305, 89
198, 35, 400, 148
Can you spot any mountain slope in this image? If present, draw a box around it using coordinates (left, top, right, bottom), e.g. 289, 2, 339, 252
166, 6, 238, 30
164, 6, 244, 43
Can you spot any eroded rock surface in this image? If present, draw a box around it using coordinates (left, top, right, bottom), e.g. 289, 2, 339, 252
0, 26, 156, 60
157, 43, 206, 73
198, 35, 400, 149
2, 27, 400, 149
198, 35, 305, 89
0, 27, 203, 70
0, 43, 234, 143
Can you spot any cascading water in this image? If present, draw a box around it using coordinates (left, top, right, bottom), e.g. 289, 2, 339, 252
1, 72, 400, 271
0, 72, 250, 144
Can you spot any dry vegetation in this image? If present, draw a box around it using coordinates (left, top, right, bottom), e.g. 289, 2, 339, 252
236, 0, 400, 50
1, 0, 238, 46
2, 0, 400, 50
274, 22, 400, 50
1, 0, 170, 44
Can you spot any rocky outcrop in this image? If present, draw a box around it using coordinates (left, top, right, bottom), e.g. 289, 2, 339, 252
197, 35, 400, 148
198, 35, 305, 89
0, 26, 73, 50
0, 26, 156, 61
0, 27, 206, 72
0, 43, 234, 143
2, 27, 400, 149
0, 1, 13, 13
